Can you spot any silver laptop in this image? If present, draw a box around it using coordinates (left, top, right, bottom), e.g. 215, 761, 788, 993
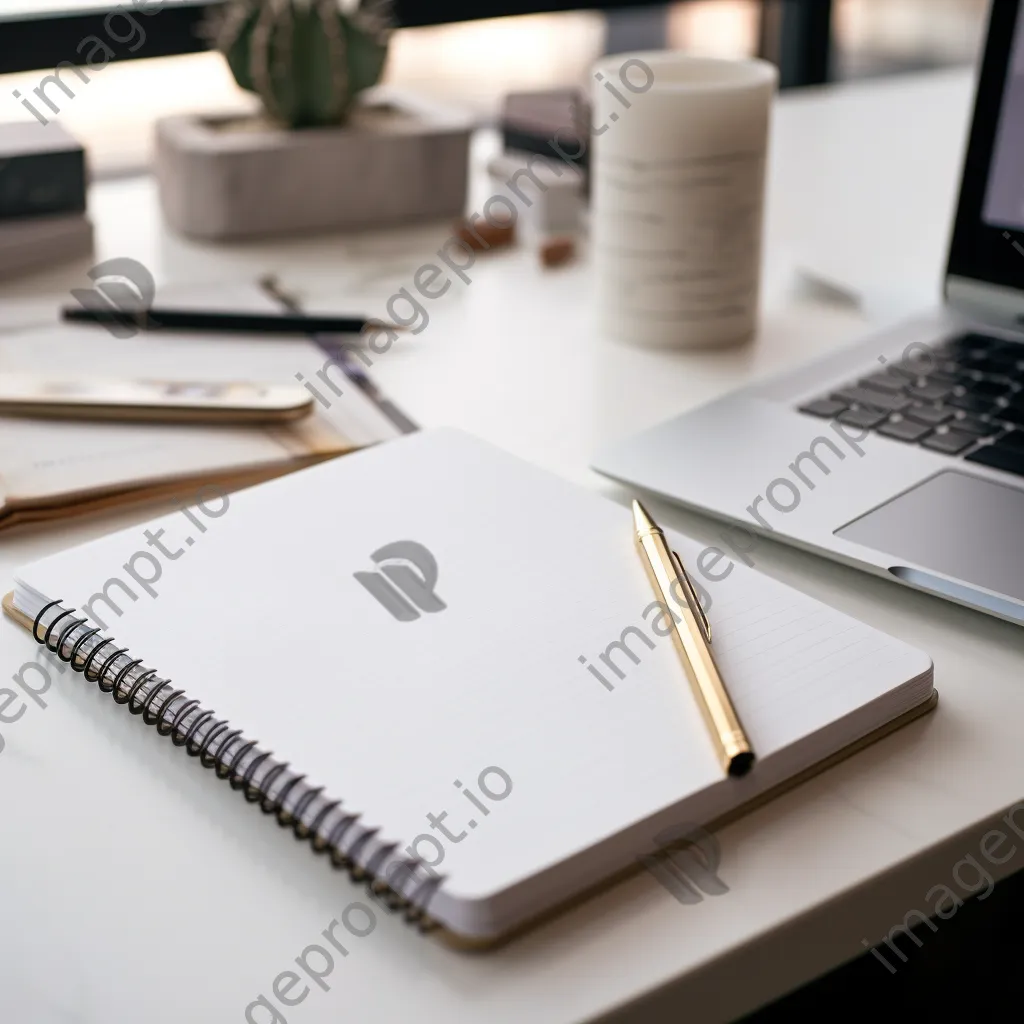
594, 0, 1024, 625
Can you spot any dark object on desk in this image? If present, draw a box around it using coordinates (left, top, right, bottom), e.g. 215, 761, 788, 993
454, 217, 516, 253
540, 236, 576, 269
501, 89, 590, 174
62, 307, 375, 336
0, 121, 87, 221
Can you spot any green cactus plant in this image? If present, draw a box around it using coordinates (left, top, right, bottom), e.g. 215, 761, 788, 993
211, 0, 393, 129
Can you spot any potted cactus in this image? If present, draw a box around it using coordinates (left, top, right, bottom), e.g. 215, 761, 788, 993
154, 0, 472, 241
216, 0, 392, 129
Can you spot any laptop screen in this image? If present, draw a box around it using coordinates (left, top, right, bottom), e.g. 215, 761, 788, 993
947, 0, 1024, 298
983, 8, 1024, 231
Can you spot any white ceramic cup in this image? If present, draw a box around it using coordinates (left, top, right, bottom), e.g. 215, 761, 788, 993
591, 52, 778, 349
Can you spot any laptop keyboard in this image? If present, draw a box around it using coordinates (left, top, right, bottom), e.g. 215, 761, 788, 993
798, 331, 1024, 478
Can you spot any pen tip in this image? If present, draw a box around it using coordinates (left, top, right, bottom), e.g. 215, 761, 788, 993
632, 499, 657, 534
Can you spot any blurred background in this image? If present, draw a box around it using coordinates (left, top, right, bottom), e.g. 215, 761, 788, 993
0, 0, 990, 173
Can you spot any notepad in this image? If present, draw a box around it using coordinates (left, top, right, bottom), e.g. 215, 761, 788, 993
0, 281, 404, 531
4, 429, 934, 945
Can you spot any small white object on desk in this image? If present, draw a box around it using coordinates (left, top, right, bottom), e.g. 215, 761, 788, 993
591, 52, 777, 349
487, 152, 585, 236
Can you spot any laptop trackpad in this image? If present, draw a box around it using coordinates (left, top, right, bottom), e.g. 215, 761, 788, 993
836, 470, 1024, 607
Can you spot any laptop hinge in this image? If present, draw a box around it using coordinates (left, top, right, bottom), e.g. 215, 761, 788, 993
946, 276, 1024, 334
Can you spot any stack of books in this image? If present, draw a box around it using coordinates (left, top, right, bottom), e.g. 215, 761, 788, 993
0, 121, 93, 280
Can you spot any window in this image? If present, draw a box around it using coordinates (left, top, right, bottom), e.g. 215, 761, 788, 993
0, 1, 988, 175
2, 2, 667, 76
0, 2, 210, 77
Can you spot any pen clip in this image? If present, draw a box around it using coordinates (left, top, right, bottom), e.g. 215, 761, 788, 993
670, 550, 712, 645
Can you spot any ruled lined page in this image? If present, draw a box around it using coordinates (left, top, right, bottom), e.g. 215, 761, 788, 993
672, 546, 930, 752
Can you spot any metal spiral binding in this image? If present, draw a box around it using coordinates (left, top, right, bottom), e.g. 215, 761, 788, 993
31, 598, 444, 931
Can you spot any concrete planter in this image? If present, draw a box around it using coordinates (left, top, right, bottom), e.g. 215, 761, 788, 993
155, 92, 472, 242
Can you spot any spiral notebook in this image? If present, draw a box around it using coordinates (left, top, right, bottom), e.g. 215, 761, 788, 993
3, 429, 936, 946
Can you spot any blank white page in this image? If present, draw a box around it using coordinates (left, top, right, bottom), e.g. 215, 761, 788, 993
14, 429, 932, 935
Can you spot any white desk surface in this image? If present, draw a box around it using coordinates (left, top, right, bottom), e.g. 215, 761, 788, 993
4, 67, 1020, 1024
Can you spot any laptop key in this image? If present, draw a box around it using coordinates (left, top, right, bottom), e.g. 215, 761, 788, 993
967, 378, 1014, 397
837, 407, 888, 430
905, 405, 954, 427
966, 444, 1024, 478
996, 429, 1024, 451
947, 393, 997, 414
887, 365, 937, 384
877, 417, 932, 443
858, 372, 909, 395
992, 404, 1024, 427
906, 381, 951, 402
832, 387, 911, 413
948, 332, 1007, 351
920, 429, 978, 455
948, 412, 1000, 436
925, 369, 965, 386
956, 356, 1019, 376
799, 398, 847, 418
999, 392, 1024, 410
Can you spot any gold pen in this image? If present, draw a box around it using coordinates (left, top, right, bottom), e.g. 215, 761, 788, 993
632, 500, 755, 777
